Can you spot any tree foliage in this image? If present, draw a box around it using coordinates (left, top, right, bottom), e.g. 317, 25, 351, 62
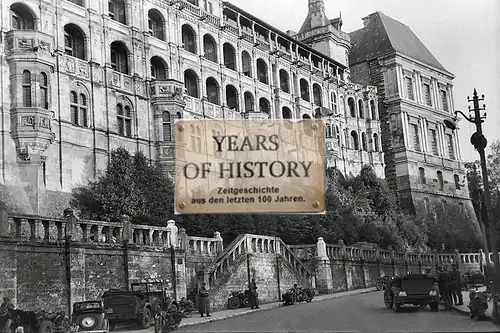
72, 148, 482, 252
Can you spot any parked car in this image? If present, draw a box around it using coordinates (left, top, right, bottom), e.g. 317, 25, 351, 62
384, 274, 440, 312
70, 301, 109, 333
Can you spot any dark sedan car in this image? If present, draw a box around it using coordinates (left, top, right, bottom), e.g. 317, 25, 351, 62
71, 301, 109, 333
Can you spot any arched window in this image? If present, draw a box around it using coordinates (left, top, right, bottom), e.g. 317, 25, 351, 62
182, 24, 197, 54
206, 77, 219, 105
110, 41, 129, 74
350, 131, 359, 150
244, 92, 254, 112
313, 83, 322, 106
226, 85, 238, 111
347, 97, 355, 117
40, 73, 48, 109
162, 111, 172, 141
10, 3, 35, 30
70, 89, 88, 127
242, 51, 252, 78
302, 114, 312, 135
223, 43, 236, 70
370, 100, 377, 119
330, 92, 338, 114
300, 79, 310, 101
373, 133, 379, 152
279, 70, 290, 93
148, 9, 164, 40
150, 56, 167, 79
358, 99, 364, 118
108, 0, 126, 24
203, 34, 217, 62
325, 124, 332, 138
117, 103, 132, 137
64, 24, 86, 60
314, 108, 322, 119
22, 70, 32, 107
361, 132, 367, 150
282, 107, 292, 119
184, 70, 199, 98
259, 98, 270, 114
256, 59, 268, 84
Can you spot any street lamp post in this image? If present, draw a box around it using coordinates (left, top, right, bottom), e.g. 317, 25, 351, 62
444, 89, 500, 286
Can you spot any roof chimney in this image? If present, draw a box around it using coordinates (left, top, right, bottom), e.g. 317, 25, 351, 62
308, 0, 329, 29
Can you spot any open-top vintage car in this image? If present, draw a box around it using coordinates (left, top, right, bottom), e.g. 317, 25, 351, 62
384, 274, 439, 312
70, 301, 109, 333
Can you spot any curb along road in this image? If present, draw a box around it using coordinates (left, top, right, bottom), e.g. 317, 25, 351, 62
177, 287, 377, 329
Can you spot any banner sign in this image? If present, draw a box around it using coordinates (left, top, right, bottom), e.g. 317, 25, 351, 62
174, 119, 325, 215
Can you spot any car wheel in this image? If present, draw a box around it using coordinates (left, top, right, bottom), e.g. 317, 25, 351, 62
139, 308, 152, 329
228, 297, 240, 309
79, 315, 98, 331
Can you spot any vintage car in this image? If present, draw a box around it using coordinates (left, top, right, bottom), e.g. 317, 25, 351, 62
70, 301, 109, 333
102, 282, 176, 331
384, 274, 439, 312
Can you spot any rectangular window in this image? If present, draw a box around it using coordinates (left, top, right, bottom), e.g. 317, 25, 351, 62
71, 105, 78, 124
419, 167, 426, 184
446, 134, 455, 159
424, 84, 432, 106
437, 171, 444, 191
412, 124, 420, 152
208, 2, 213, 14
429, 129, 438, 155
440, 90, 449, 111
406, 77, 414, 100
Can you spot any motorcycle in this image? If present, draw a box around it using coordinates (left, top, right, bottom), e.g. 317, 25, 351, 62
178, 298, 194, 318
228, 291, 249, 309
154, 301, 183, 333
282, 287, 314, 306
468, 290, 489, 320
376, 276, 391, 291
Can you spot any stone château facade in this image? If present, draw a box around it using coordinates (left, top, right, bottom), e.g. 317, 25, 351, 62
0, 0, 475, 230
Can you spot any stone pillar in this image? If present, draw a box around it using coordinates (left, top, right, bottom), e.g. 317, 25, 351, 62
121, 215, 133, 244
214, 231, 223, 253
315, 237, 333, 294
64, 208, 78, 240
0, 210, 11, 237
166, 220, 178, 248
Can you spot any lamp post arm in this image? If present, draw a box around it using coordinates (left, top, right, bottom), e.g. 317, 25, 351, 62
454, 110, 476, 124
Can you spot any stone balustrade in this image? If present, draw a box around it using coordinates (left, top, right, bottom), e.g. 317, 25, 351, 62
187, 232, 223, 256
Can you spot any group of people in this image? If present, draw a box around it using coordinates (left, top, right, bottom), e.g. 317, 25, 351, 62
195, 278, 260, 317
435, 263, 464, 310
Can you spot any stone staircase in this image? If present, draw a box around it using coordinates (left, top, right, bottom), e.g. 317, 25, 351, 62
203, 234, 314, 309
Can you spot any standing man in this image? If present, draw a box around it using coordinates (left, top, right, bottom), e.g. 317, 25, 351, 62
451, 263, 464, 305
248, 278, 259, 310
197, 283, 210, 317
438, 266, 452, 310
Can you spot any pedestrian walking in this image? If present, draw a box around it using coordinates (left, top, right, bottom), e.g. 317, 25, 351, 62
451, 263, 463, 305
197, 283, 210, 317
248, 278, 259, 309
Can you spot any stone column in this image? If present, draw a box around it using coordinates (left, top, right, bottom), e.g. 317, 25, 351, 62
315, 237, 333, 294
64, 208, 78, 240
166, 219, 178, 248
214, 231, 223, 253
178, 228, 187, 250
121, 215, 133, 244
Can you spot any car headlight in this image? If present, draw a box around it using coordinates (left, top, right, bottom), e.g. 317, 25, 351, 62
398, 291, 407, 297
429, 290, 437, 296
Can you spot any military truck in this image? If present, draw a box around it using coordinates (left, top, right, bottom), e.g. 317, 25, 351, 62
102, 282, 172, 331
384, 274, 440, 312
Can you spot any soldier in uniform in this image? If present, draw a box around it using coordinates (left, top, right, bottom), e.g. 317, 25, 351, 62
451, 263, 464, 305
438, 265, 452, 310
197, 283, 210, 317
248, 278, 259, 309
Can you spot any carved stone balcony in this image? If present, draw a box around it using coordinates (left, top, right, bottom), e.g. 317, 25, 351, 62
4, 29, 54, 63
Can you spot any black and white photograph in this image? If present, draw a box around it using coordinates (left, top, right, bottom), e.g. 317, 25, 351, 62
0, 0, 499, 332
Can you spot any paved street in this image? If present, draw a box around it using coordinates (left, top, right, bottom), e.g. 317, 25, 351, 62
173, 291, 498, 333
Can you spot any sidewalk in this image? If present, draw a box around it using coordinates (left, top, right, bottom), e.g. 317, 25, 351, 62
451, 286, 495, 321
178, 287, 377, 329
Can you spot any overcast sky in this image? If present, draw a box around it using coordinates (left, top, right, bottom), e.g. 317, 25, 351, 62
229, 0, 500, 162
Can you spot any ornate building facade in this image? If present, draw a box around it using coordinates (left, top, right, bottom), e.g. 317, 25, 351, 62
0, 0, 384, 216
348, 12, 477, 224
